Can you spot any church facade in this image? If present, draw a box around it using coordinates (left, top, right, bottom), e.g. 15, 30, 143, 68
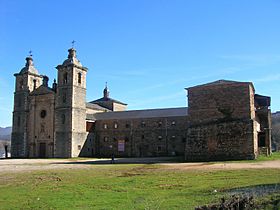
11, 48, 272, 160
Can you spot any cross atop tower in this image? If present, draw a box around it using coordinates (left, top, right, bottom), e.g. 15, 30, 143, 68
71, 40, 76, 48
103, 82, 109, 98
28, 50, 33, 57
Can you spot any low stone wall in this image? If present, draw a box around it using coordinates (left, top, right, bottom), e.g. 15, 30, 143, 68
185, 119, 255, 161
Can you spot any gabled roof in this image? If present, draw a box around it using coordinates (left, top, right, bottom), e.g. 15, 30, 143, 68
86, 102, 110, 111
186, 79, 254, 90
29, 85, 54, 96
87, 107, 188, 121
89, 97, 127, 106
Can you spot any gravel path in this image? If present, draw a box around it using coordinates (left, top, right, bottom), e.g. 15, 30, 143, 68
0, 158, 280, 173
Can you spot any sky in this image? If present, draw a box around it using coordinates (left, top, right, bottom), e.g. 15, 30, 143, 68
0, 0, 280, 127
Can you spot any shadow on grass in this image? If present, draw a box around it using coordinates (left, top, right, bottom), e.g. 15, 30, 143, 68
51, 156, 185, 165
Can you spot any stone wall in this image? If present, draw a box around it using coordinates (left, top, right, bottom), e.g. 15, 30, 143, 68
93, 116, 188, 157
186, 119, 255, 161
185, 81, 257, 161
187, 82, 254, 124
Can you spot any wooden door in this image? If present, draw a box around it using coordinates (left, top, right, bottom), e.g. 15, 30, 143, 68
39, 143, 46, 158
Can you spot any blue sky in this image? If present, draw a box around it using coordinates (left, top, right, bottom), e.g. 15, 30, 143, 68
0, 0, 280, 127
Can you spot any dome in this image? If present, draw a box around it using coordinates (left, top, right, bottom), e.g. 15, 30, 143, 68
62, 48, 83, 67
19, 57, 39, 75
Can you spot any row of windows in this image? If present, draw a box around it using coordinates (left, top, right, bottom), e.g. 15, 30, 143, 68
103, 136, 186, 142
104, 137, 129, 142
103, 120, 177, 129
63, 72, 82, 84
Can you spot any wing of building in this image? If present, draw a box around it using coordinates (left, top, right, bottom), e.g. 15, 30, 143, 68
11, 49, 272, 161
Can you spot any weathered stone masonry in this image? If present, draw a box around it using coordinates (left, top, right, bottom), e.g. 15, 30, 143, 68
11, 48, 272, 161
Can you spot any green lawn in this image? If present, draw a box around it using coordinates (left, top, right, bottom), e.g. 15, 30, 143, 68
257, 151, 280, 161
0, 164, 279, 209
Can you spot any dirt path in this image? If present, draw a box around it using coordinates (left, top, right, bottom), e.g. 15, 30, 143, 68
0, 158, 280, 173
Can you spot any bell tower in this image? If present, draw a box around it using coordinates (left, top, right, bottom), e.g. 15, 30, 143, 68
54, 48, 88, 157
11, 55, 42, 157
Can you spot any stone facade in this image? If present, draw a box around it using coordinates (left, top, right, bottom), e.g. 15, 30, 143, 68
91, 114, 188, 158
11, 49, 272, 161
12, 48, 88, 158
185, 80, 271, 161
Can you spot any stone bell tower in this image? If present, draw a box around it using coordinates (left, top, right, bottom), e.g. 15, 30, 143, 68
11, 55, 43, 157
54, 48, 88, 157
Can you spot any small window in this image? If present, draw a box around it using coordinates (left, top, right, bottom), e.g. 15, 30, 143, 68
141, 135, 145, 139
62, 92, 66, 103
141, 121, 146, 127
78, 72, 82, 84
158, 121, 162, 127
125, 123, 130, 128
63, 73, 68, 84
78, 145, 81, 150
103, 124, 108, 129
125, 137, 129, 142
114, 123, 118, 129
40, 110, 47, 118
62, 114, 65, 124
157, 146, 162, 152
33, 79, 37, 90
19, 80, 23, 90
158, 136, 162, 140
171, 121, 176, 126
104, 137, 108, 142
17, 116, 21, 126
182, 137, 186, 143
172, 135, 176, 139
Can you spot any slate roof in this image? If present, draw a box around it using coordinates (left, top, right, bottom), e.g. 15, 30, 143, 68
29, 85, 54, 96
86, 102, 110, 111
89, 97, 127, 105
87, 107, 188, 121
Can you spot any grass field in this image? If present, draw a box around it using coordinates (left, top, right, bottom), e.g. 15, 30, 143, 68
0, 163, 279, 209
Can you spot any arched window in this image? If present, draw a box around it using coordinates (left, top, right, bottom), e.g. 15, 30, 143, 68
63, 73, 68, 84
78, 72, 82, 84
